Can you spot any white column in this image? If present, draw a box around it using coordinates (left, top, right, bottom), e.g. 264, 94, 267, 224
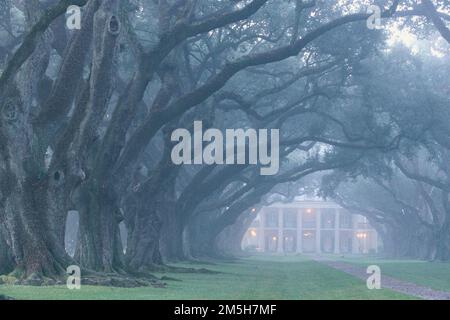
334, 210, 340, 254
352, 215, 359, 254
296, 209, 303, 253
277, 208, 283, 253
315, 210, 321, 254
259, 211, 265, 252
374, 231, 378, 253
364, 234, 368, 254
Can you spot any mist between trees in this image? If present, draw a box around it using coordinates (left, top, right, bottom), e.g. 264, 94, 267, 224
0, 0, 449, 285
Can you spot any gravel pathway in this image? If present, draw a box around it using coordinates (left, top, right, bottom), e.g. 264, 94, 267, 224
314, 257, 450, 300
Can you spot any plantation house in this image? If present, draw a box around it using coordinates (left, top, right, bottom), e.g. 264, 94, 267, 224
242, 200, 378, 254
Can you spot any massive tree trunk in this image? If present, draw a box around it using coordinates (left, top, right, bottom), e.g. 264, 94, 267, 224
159, 201, 184, 262
74, 185, 124, 272
158, 168, 184, 262
0, 20, 71, 279
0, 223, 14, 275
433, 221, 450, 261
215, 226, 244, 258
124, 124, 181, 268
124, 197, 163, 272
434, 198, 450, 261
215, 213, 255, 257
45, 172, 72, 246
185, 213, 221, 258
3, 181, 71, 278
71, 0, 124, 273
380, 220, 431, 260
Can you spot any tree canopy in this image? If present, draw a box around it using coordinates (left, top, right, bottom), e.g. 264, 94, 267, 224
0, 0, 449, 284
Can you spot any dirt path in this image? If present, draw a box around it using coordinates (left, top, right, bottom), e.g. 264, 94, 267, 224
314, 258, 450, 300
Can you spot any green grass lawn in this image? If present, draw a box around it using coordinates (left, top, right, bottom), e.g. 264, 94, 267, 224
0, 255, 413, 300
330, 255, 450, 292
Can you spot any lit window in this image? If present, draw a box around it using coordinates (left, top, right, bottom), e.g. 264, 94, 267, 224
356, 232, 367, 239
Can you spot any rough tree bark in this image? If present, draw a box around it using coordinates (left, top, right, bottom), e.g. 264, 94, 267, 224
0, 1, 74, 278
124, 196, 163, 272
0, 223, 14, 275
72, 0, 125, 273
158, 184, 183, 262
75, 186, 125, 272
215, 213, 255, 258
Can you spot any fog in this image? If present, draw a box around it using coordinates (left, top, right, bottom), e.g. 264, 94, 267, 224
0, 0, 449, 300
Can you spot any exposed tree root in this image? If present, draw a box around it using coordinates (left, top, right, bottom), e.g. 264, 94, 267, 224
154, 264, 220, 274
0, 266, 166, 288
81, 274, 165, 288
184, 258, 219, 265
160, 276, 182, 282
190, 254, 240, 264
